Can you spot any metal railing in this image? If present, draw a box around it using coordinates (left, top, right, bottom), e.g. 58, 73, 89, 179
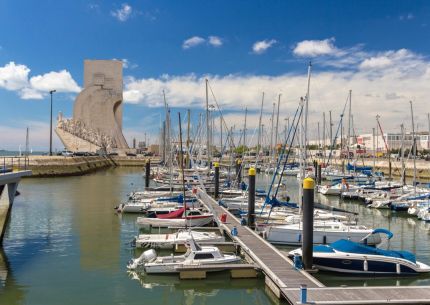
1, 156, 30, 174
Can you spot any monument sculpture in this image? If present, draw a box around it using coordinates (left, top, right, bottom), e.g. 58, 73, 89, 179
56, 60, 129, 152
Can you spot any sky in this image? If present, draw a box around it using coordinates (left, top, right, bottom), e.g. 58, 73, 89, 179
0, 0, 430, 150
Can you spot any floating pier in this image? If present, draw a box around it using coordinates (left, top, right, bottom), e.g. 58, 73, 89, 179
196, 188, 430, 305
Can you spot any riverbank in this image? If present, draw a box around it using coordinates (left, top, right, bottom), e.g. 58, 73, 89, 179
24, 156, 159, 177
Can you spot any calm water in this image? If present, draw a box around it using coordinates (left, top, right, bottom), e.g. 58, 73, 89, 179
2, 169, 430, 305
1, 168, 273, 305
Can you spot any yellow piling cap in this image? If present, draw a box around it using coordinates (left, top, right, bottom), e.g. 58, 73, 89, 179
214, 162, 219, 167
303, 177, 315, 189
249, 167, 256, 176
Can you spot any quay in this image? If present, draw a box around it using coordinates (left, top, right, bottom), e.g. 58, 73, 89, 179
195, 188, 430, 304
2, 155, 160, 177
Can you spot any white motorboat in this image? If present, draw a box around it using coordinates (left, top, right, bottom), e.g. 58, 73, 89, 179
318, 183, 360, 196
289, 229, 430, 275
116, 199, 199, 214
127, 239, 240, 273
133, 230, 224, 249
136, 208, 214, 229
264, 221, 380, 246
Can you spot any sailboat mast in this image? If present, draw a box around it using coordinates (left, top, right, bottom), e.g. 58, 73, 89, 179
257, 92, 265, 160
329, 110, 333, 149
205, 79, 211, 167
178, 112, 187, 202
274, 94, 281, 156
270, 102, 275, 159
243, 107, 247, 152
372, 127, 376, 169
376, 115, 380, 165
220, 115, 223, 154
400, 124, 405, 185
347, 90, 352, 157
322, 112, 326, 159
410, 101, 417, 193
304, 62, 312, 161
186, 109, 191, 168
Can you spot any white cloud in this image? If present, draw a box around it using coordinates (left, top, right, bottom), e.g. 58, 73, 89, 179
122, 47, 430, 132
208, 36, 223, 47
252, 39, 277, 54
19, 87, 44, 100
0, 61, 80, 100
293, 38, 341, 57
121, 58, 138, 69
0, 62, 30, 91
111, 3, 132, 22
359, 56, 392, 69
182, 36, 206, 49
29, 70, 80, 93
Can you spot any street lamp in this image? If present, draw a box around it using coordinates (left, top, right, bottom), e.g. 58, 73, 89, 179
49, 90, 56, 156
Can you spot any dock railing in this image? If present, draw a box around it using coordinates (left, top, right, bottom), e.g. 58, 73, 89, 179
1, 156, 30, 174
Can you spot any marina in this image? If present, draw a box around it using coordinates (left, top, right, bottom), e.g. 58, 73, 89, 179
2, 2, 430, 304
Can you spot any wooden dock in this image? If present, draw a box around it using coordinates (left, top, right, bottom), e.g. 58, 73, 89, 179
196, 188, 430, 305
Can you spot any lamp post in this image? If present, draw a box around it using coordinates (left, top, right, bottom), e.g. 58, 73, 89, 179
49, 90, 56, 156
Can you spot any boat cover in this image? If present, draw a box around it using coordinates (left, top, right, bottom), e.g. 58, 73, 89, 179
157, 207, 185, 219
265, 197, 298, 209
314, 239, 416, 264
347, 163, 373, 172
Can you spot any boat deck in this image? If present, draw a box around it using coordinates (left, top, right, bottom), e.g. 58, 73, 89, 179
196, 188, 430, 305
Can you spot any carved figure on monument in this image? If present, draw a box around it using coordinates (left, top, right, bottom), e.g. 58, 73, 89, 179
56, 60, 129, 152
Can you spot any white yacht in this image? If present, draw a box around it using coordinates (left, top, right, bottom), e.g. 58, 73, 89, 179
127, 239, 240, 273
264, 221, 381, 246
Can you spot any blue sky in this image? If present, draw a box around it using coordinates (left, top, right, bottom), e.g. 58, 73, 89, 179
0, 0, 429, 150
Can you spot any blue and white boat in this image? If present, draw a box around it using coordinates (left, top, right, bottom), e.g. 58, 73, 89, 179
289, 229, 430, 275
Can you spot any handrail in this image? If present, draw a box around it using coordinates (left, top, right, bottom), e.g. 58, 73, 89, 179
0, 156, 30, 174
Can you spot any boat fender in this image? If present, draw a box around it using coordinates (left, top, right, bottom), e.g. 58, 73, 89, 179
231, 226, 238, 237
396, 263, 401, 274
297, 233, 301, 242
363, 259, 368, 271
322, 236, 327, 244
240, 218, 247, 226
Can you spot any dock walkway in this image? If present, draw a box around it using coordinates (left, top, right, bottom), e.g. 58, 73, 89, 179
196, 188, 430, 305
196, 189, 323, 294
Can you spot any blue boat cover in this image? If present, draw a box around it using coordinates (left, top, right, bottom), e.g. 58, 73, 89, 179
266, 197, 298, 209
322, 239, 416, 264
347, 163, 373, 172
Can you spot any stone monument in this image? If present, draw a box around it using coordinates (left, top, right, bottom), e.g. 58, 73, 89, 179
56, 60, 129, 152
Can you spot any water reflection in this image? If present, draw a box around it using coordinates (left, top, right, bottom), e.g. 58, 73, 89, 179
75, 171, 121, 272
0, 248, 26, 305
127, 271, 270, 305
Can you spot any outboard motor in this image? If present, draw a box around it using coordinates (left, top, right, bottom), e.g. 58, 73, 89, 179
127, 249, 157, 270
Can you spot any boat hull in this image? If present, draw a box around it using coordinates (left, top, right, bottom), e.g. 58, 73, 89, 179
312, 255, 429, 275
266, 227, 380, 246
